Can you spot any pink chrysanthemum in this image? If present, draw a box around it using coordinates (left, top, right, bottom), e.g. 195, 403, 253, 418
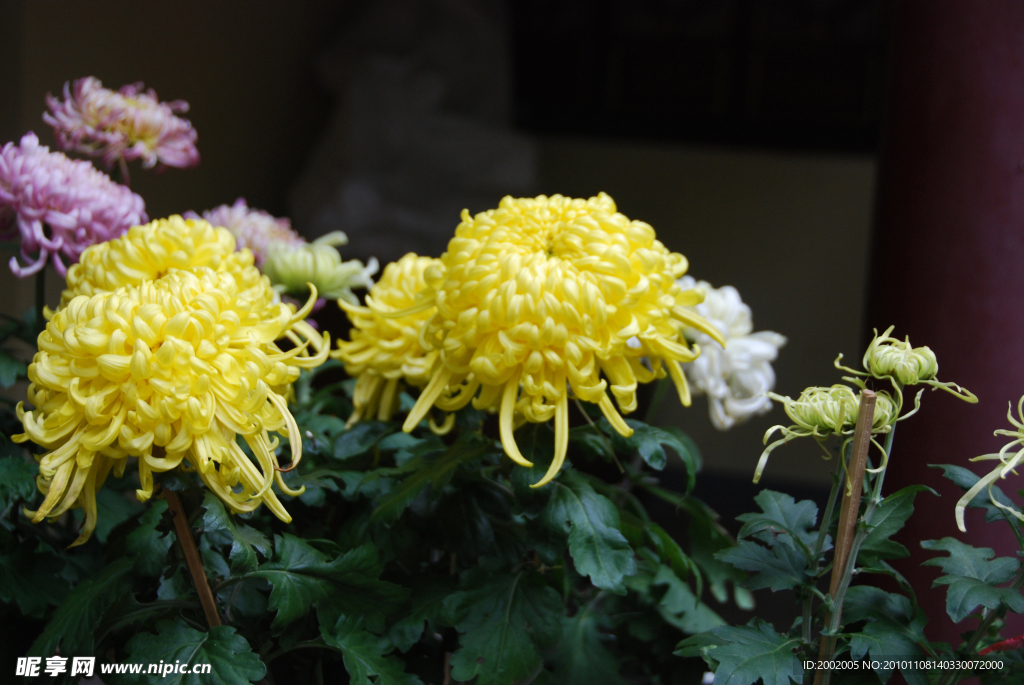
44, 77, 199, 170
193, 198, 304, 267
0, 133, 147, 277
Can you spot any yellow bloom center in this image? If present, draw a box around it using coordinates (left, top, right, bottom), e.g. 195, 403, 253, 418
17, 267, 328, 545
392, 194, 722, 486
334, 253, 441, 427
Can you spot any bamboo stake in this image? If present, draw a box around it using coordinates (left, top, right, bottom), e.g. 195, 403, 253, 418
163, 489, 222, 628
813, 389, 875, 685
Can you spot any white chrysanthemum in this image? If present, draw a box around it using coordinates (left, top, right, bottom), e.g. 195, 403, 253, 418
675, 276, 786, 431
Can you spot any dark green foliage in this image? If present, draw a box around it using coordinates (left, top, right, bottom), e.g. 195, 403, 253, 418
922, 537, 1024, 622
114, 619, 266, 684
10, 363, 744, 683
680, 619, 803, 685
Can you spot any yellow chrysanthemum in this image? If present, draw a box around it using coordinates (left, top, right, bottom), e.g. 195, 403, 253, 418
16, 267, 329, 545
333, 253, 442, 428
59, 215, 257, 309
387, 193, 723, 487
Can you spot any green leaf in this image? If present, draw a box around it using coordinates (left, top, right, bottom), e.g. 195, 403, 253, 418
113, 619, 265, 684
371, 434, 490, 524
651, 564, 725, 634
736, 490, 820, 550
541, 470, 636, 593
126, 499, 174, 577
201, 493, 271, 574
717, 539, 809, 592
922, 537, 1024, 622
550, 608, 626, 685
844, 587, 929, 685
703, 619, 803, 685
253, 534, 407, 632
0, 540, 68, 617
334, 421, 395, 461
0, 348, 26, 388
30, 557, 134, 657
646, 521, 700, 587
0, 453, 37, 511
444, 568, 562, 685
606, 420, 700, 487
94, 488, 146, 543
321, 614, 423, 685
569, 424, 615, 462
933, 463, 1017, 525
858, 485, 934, 567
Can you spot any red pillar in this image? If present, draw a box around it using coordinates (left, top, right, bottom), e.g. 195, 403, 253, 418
870, 1, 1024, 646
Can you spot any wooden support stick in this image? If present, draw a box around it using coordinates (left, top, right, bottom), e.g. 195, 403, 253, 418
164, 489, 222, 628
813, 389, 876, 685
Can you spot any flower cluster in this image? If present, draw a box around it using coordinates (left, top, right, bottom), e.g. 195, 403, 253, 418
676, 276, 786, 431
338, 194, 722, 487
44, 77, 199, 170
333, 253, 441, 427
0, 133, 147, 277
17, 220, 329, 544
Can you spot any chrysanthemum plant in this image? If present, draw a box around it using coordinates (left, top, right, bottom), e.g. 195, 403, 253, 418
0, 177, 770, 684
681, 328, 1024, 685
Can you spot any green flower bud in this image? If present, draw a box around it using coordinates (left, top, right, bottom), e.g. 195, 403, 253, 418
262, 232, 378, 304
863, 326, 938, 385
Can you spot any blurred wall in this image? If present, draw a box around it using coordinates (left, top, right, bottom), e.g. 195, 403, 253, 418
1, 2, 877, 486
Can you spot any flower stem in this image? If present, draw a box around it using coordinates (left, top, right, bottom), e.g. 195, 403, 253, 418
35, 270, 45, 336
815, 390, 877, 685
163, 489, 222, 628
803, 446, 848, 644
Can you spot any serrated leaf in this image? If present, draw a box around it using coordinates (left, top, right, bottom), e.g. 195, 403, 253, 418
253, 534, 407, 632
933, 463, 1017, 524
444, 568, 562, 685
858, 485, 933, 567
112, 618, 265, 684
651, 564, 725, 634
849, 621, 928, 685
0, 540, 68, 617
717, 539, 809, 592
371, 435, 490, 524
0, 454, 37, 511
30, 557, 134, 657
334, 421, 395, 461
736, 490, 819, 550
321, 614, 423, 685
126, 499, 174, 577
844, 588, 929, 685
703, 619, 802, 685
550, 608, 626, 685
201, 493, 271, 573
542, 470, 636, 593
388, 576, 457, 653
922, 537, 1024, 622
0, 349, 26, 388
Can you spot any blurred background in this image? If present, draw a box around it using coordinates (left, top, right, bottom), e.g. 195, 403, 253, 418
3, 0, 1023, 648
